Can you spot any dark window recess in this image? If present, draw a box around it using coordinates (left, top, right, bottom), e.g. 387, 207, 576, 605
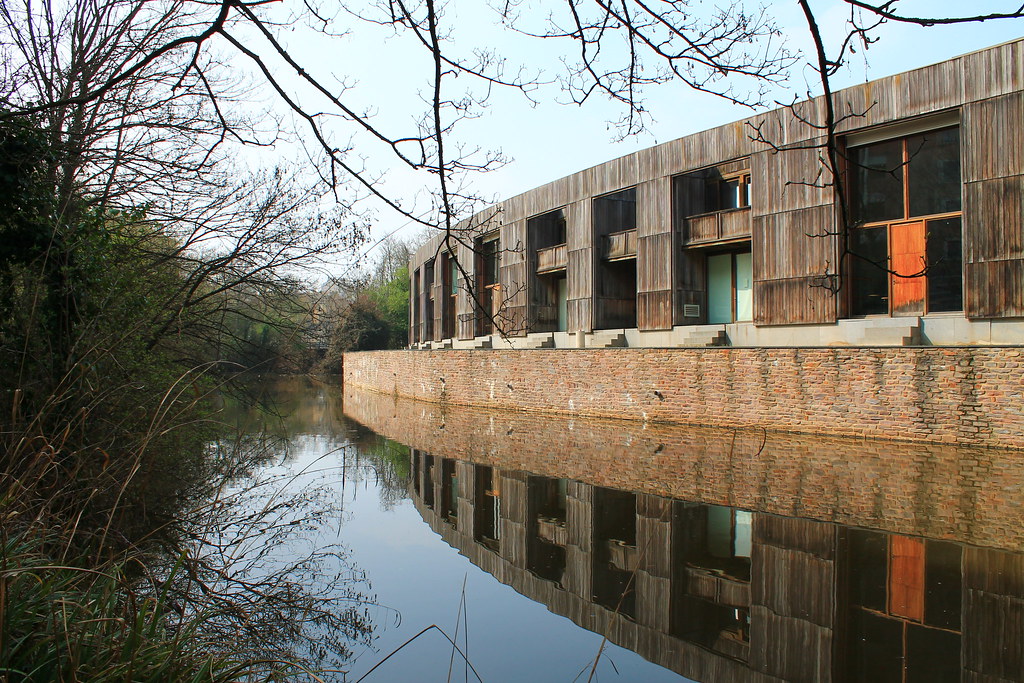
479, 238, 500, 287
850, 138, 904, 225
908, 128, 962, 218
674, 168, 751, 217
850, 226, 890, 316
926, 217, 963, 313
528, 209, 567, 249
594, 188, 637, 235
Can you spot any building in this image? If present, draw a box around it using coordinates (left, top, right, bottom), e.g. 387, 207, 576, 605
407, 39, 1024, 349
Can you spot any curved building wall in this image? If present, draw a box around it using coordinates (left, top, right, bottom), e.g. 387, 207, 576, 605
408, 39, 1024, 349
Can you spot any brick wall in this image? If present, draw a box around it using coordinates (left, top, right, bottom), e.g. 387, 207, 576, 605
341, 347, 1024, 449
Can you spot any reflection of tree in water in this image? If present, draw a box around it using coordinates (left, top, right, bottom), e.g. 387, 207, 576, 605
343, 421, 412, 512
193, 430, 378, 674
186, 377, 413, 674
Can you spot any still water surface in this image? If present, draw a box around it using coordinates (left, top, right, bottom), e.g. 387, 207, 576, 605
238, 378, 1023, 682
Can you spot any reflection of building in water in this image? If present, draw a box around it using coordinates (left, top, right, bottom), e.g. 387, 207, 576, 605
411, 451, 1023, 683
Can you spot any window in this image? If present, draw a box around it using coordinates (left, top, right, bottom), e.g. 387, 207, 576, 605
848, 126, 962, 316
674, 164, 751, 218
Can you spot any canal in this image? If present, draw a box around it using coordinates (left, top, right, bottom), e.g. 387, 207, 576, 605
233, 377, 1023, 682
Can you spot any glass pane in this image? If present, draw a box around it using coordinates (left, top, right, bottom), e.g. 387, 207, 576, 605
850, 139, 905, 224
908, 127, 961, 218
926, 217, 963, 312
847, 529, 887, 612
733, 511, 753, 558
924, 539, 962, 630
594, 187, 636, 234
556, 277, 568, 332
906, 625, 961, 683
850, 227, 889, 316
706, 505, 733, 558
707, 253, 733, 323
734, 251, 753, 322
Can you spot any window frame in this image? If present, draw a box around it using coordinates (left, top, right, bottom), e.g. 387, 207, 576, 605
845, 125, 963, 318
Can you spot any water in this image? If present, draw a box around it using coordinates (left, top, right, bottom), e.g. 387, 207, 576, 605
231, 378, 1024, 682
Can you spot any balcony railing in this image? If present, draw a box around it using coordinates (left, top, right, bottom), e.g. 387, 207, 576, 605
604, 229, 637, 261
536, 243, 568, 273
684, 207, 751, 245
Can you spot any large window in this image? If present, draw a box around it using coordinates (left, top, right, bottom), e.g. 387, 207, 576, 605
848, 126, 962, 316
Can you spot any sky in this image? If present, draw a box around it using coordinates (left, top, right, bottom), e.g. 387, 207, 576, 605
247, 1, 1024, 273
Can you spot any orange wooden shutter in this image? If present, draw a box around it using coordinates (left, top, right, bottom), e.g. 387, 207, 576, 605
890, 221, 926, 315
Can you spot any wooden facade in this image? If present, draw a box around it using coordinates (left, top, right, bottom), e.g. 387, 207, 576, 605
410, 40, 1024, 344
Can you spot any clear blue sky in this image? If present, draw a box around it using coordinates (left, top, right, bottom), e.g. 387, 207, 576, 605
260, 1, 1024, 269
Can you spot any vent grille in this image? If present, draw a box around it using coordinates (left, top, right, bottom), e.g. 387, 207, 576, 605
683, 304, 701, 318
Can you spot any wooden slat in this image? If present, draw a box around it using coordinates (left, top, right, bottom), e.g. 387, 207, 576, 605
638, 232, 673, 292
686, 214, 719, 243
895, 57, 965, 118
754, 277, 837, 325
604, 229, 637, 260
964, 39, 1024, 103
752, 207, 837, 281
966, 259, 1024, 318
751, 143, 834, 217
537, 244, 568, 273
963, 94, 1024, 183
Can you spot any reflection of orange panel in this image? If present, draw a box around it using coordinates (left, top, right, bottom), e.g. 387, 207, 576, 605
890, 221, 926, 314
889, 535, 925, 621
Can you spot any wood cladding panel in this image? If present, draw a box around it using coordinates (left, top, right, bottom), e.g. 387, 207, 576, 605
567, 297, 592, 333
674, 249, 706, 326
566, 200, 591, 251
966, 259, 1024, 318
638, 291, 672, 331
638, 232, 673, 292
567, 248, 594, 299
754, 277, 837, 325
895, 57, 965, 118
964, 39, 1024, 103
964, 94, 1024, 183
751, 544, 834, 628
748, 607, 833, 683
589, 152, 640, 199
720, 209, 752, 242
965, 176, 1024, 262
637, 177, 671, 239
752, 206, 836, 281
832, 78, 899, 134
686, 214, 719, 243
680, 121, 752, 172
751, 145, 833, 217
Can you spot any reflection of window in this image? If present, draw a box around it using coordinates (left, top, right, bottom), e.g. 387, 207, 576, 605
848, 127, 962, 316
844, 529, 962, 681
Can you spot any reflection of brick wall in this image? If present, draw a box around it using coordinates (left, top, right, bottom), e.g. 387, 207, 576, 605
343, 385, 1024, 551
342, 347, 1024, 449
